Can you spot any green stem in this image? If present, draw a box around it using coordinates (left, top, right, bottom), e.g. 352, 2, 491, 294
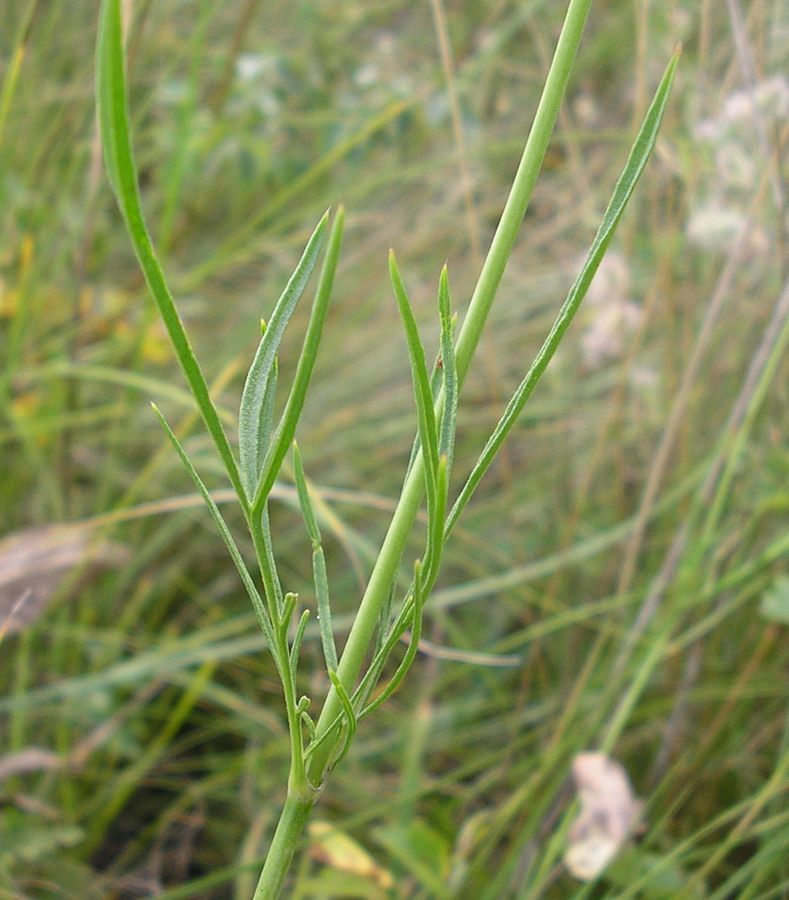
306, 0, 593, 788
253, 789, 315, 899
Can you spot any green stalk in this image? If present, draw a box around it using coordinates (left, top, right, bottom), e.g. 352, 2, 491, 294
252, 790, 315, 899
305, 0, 593, 788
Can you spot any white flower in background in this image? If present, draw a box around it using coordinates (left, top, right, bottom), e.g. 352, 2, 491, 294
753, 76, 789, 119
580, 251, 641, 368
585, 250, 632, 308
721, 74, 789, 127
582, 300, 642, 368
686, 202, 747, 250
686, 202, 770, 256
564, 752, 644, 881
688, 75, 784, 259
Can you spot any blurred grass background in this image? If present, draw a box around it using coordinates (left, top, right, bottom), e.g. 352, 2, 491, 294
1, 0, 787, 897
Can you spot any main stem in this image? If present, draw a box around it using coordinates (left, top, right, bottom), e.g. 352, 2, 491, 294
256, 0, 593, 893
253, 788, 315, 899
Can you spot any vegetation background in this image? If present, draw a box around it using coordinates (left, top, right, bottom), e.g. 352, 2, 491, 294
1, 0, 787, 896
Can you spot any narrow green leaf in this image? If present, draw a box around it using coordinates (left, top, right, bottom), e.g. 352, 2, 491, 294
290, 609, 311, 677
327, 669, 357, 768
299, 703, 316, 743
361, 560, 426, 718
293, 442, 338, 673
447, 49, 680, 536
150, 404, 276, 650
252, 207, 346, 513
239, 213, 328, 499
389, 251, 440, 498
292, 442, 320, 546
313, 547, 337, 673
258, 504, 283, 616
437, 267, 458, 471
96, 0, 245, 505
424, 456, 448, 589
279, 592, 297, 634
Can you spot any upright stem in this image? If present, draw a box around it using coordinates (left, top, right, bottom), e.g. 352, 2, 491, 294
253, 788, 315, 899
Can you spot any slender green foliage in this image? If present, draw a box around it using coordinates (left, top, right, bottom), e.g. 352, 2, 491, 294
151, 405, 276, 651
293, 442, 338, 673
96, 0, 246, 505
251, 209, 345, 514
239, 216, 327, 500
389, 251, 440, 495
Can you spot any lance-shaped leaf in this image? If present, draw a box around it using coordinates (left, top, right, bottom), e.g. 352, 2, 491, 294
151, 404, 276, 651
389, 252, 440, 505
252, 207, 345, 512
239, 213, 328, 499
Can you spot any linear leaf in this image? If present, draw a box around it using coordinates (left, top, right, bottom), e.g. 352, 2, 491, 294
293, 442, 338, 672
151, 404, 276, 650
239, 213, 328, 499
327, 669, 357, 768
361, 560, 426, 718
289, 609, 311, 678
252, 207, 345, 512
96, 0, 245, 504
389, 251, 440, 500
447, 49, 680, 536
438, 267, 458, 471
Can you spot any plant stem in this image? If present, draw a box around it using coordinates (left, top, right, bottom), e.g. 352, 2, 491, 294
253, 789, 315, 899
307, 0, 593, 787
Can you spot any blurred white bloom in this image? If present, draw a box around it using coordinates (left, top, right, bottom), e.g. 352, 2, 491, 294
753, 76, 789, 119
585, 251, 632, 308
698, 75, 789, 140
721, 89, 757, 127
236, 53, 273, 83
564, 753, 643, 881
579, 251, 640, 368
354, 63, 380, 88
714, 142, 757, 191
686, 202, 747, 250
581, 300, 642, 368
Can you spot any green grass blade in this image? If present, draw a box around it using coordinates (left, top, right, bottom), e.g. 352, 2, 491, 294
239, 213, 328, 499
150, 404, 276, 650
293, 442, 338, 672
96, 0, 245, 504
447, 48, 680, 536
252, 207, 345, 512
389, 251, 440, 497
